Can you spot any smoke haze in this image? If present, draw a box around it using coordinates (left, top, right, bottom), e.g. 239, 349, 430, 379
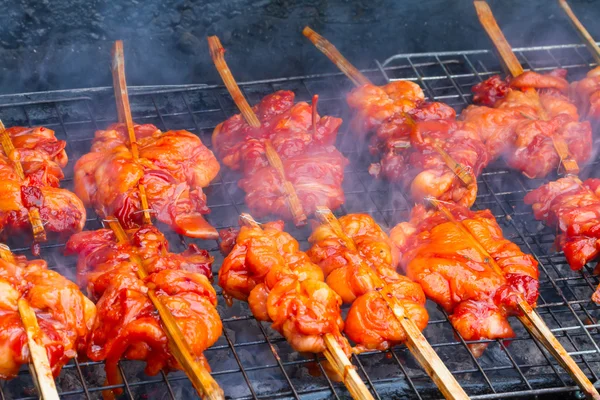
0, 0, 600, 94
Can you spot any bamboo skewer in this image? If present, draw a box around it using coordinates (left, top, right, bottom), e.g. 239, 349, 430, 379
431, 144, 475, 186
207, 35, 307, 225
302, 27, 372, 87
0, 120, 47, 246
106, 219, 224, 400
207, 36, 260, 128
0, 244, 59, 400
238, 213, 374, 400
473, 0, 580, 176
263, 140, 307, 225
312, 94, 319, 136
557, 0, 600, 64
314, 207, 470, 400
302, 27, 474, 188
111, 41, 152, 225
427, 198, 600, 400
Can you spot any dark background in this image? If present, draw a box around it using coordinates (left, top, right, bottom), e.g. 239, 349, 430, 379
0, 0, 599, 95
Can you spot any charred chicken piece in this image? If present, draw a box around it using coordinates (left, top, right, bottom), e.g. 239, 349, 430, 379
390, 204, 539, 356
219, 219, 351, 356
213, 91, 348, 222
524, 176, 600, 303
307, 213, 428, 352
0, 254, 96, 379
466, 69, 592, 178
347, 81, 488, 207
74, 123, 220, 239
571, 66, 600, 121
346, 81, 456, 137
0, 126, 86, 245
64, 226, 220, 389
371, 115, 489, 207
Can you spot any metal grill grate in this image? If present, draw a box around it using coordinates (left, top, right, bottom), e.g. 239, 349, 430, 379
0, 42, 599, 400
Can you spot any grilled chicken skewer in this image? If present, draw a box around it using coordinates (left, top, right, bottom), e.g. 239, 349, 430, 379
0, 244, 96, 400
472, 0, 589, 177
524, 176, 600, 303
66, 221, 223, 399
0, 121, 86, 255
557, 0, 600, 124
67, 40, 225, 400
395, 199, 600, 400
303, 27, 487, 208
391, 202, 539, 356
219, 214, 374, 400
74, 42, 220, 240
208, 35, 348, 225
307, 209, 469, 400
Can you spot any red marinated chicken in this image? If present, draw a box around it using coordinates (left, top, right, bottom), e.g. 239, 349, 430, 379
371, 116, 489, 207
74, 123, 220, 239
347, 81, 488, 207
466, 70, 592, 178
307, 214, 428, 352
0, 253, 96, 379
524, 176, 600, 303
0, 126, 86, 247
213, 91, 348, 223
219, 219, 351, 356
570, 66, 600, 121
65, 226, 220, 391
391, 204, 539, 356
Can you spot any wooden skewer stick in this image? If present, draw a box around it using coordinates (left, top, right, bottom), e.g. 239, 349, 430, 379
432, 143, 475, 187
111, 41, 152, 225
0, 244, 59, 400
427, 198, 600, 400
473, 0, 580, 176
314, 207, 470, 400
106, 218, 225, 400
207, 36, 260, 128
303, 28, 473, 188
0, 120, 47, 245
473, 1, 523, 77
238, 213, 374, 400
558, 0, 600, 65
302, 26, 372, 87
263, 140, 307, 226
312, 94, 319, 136
207, 36, 307, 226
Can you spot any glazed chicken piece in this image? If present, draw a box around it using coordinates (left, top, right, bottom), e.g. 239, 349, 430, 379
74, 123, 220, 239
370, 115, 489, 207
0, 254, 96, 379
347, 81, 427, 136
466, 70, 592, 178
571, 66, 600, 121
347, 81, 488, 207
307, 214, 428, 352
213, 91, 348, 223
219, 219, 351, 356
390, 204, 539, 356
4, 126, 68, 187
0, 126, 86, 248
346, 81, 457, 137
64, 226, 221, 391
524, 176, 600, 303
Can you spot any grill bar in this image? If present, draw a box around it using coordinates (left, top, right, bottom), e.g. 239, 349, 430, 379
0, 42, 599, 400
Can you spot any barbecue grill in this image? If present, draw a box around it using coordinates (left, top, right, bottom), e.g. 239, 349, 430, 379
1, 41, 599, 400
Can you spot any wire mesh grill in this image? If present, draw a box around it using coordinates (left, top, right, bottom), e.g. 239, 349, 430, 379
0, 42, 599, 400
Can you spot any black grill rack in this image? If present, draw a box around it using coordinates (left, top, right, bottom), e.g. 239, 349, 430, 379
1, 42, 600, 400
